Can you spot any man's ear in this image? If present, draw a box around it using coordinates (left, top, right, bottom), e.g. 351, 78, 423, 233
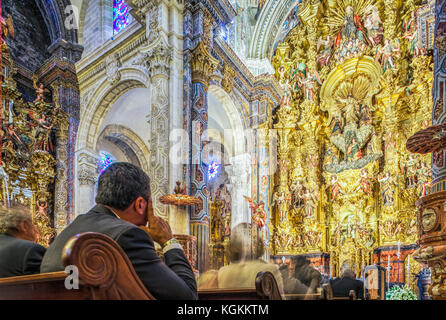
134, 196, 147, 216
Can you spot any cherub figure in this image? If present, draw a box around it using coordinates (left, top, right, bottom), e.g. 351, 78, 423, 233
33, 76, 50, 104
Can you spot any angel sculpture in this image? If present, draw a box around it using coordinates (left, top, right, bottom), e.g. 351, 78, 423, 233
0, 14, 15, 44
375, 39, 400, 73
330, 175, 343, 201
34, 113, 54, 152
317, 36, 333, 67
363, 5, 383, 46
244, 196, 267, 230
272, 191, 290, 221
403, 11, 425, 56
298, 71, 322, 101
33, 76, 50, 104
355, 168, 373, 195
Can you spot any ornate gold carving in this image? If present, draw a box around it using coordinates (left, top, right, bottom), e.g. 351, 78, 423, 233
270, 0, 433, 276
221, 64, 236, 93
190, 41, 219, 87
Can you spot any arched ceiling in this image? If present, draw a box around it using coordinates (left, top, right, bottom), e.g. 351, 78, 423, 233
224, 0, 301, 74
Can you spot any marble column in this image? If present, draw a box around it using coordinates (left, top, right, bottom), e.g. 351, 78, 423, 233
189, 41, 219, 272
144, 36, 173, 219
76, 150, 99, 216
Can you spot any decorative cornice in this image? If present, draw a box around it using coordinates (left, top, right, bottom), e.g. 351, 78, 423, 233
190, 41, 219, 87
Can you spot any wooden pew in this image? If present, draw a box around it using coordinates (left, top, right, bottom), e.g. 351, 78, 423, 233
0, 232, 154, 300
0, 232, 282, 300
198, 271, 282, 300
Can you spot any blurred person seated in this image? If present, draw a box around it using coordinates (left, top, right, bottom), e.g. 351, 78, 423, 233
329, 265, 364, 299
0, 206, 46, 278
293, 256, 322, 299
198, 223, 284, 295
41, 162, 197, 300
278, 260, 309, 299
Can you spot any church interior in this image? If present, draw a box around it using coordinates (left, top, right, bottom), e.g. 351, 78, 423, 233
1, 0, 446, 301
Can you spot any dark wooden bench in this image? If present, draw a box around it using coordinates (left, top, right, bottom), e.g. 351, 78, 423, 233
0, 232, 282, 300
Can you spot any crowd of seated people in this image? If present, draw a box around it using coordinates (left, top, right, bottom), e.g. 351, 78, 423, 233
0, 162, 367, 300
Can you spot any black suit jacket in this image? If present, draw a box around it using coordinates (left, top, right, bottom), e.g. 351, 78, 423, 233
0, 234, 46, 278
330, 277, 364, 299
40, 205, 197, 300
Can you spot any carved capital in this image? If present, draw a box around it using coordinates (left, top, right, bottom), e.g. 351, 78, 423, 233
145, 38, 173, 79
190, 41, 219, 87
77, 151, 99, 186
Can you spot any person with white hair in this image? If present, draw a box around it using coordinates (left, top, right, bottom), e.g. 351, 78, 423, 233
0, 206, 45, 278
330, 262, 364, 299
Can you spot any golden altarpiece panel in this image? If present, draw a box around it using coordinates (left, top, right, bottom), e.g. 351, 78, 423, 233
270, 0, 433, 279
1, 43, 69, 247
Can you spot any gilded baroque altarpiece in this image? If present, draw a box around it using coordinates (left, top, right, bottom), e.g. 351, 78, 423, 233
270, 0, 433, 276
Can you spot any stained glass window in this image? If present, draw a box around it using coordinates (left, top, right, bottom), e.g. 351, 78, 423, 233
113, 0, 131, 34
208, 161, 220, 180
99, 152, 115, 174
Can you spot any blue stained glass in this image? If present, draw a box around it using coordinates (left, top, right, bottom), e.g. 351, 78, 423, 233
208, 161, 220, 180
99, 153, 114, 174
113, 0, 131, 34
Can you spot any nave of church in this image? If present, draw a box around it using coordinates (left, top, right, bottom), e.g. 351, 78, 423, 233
0, 0, 446, 301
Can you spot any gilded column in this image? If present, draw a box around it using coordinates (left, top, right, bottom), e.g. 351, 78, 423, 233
189, 40, 219, 272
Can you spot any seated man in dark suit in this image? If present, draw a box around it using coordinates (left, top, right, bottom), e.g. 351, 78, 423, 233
41, 162, 197, 300
330, 267, 364, 299
0, 207, 46, 278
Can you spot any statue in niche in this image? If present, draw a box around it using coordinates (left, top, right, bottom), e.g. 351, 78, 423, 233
290, 180, 305, 209
298, 71, 322, 101
330, 175, 343, 201
364, 5, 383, 46
404, 155, 419, 188
378, 172, 396, 207
281, 79, 292, 107
303, 189, 318, 219
356, 168, 373, 195
34, 114, 54, 153
244, 197, 267, 230
417, 162, 431, 196
272, 190, 290, 221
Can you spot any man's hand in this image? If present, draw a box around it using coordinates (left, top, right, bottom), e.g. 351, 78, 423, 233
141, 198, 173, 246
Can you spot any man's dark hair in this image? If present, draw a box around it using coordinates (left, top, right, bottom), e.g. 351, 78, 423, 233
95, 162, 151, 210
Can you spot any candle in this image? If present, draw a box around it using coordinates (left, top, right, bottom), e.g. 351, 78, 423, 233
407, 256, 410, 270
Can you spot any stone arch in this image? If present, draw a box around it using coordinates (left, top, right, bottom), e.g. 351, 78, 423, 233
208, 85, 248, 157
248, 0, 300, 61
76, 66, 151, 152
96, 124, 150, 173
